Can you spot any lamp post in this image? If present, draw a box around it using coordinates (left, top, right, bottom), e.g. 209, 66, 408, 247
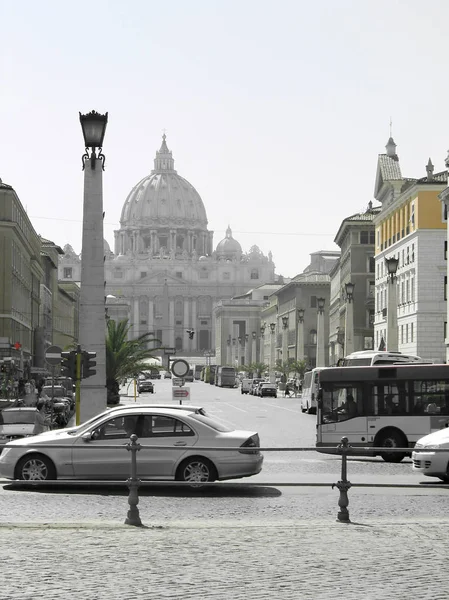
259, 323, 266, 364
282, 315, 289, 373
385, 256, 399, 352
251, 331, 257, 367
245, 333, 250, 368
336, 327, 345, 363
316, 297, 325, 367
296, 308, 305, 362
269, 322, 276, 383
79, 110, 108, 422
231, 338, 236, 367
238, 336, 242, 368
226, 336, 231, 365
344, 282, 355, 356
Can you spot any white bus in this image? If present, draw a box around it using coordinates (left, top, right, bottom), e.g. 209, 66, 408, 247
338, 350, 428, 367
316, 364, 449, 462
301, 352, 429, 415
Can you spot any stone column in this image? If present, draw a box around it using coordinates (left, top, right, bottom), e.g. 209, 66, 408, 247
344, 298, 354, 356
316, 299, 326, 367
269, 324, 276, 383
245, 333, 250, 367
296, 309, 305, 361
169, 299, 175, 347
79, 154, 107, 421
251, 332, 257, 365
226, 337, 231, 364
148, 300, 154, 336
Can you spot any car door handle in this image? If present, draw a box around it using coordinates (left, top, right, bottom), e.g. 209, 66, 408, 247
173, 441, 187, 446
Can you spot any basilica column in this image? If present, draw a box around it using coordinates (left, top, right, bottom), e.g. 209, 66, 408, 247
114, 231, 119, 255
133, 298, 139, 338
147, 299, 154, 335
169, 299, 175, 347
191, 298, 197, 350
226, 337, 231, 364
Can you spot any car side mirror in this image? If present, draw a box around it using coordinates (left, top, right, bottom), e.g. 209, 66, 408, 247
82, 430, 99, 442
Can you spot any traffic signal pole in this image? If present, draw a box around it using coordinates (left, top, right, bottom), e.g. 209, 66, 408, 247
75, 346, 82, 425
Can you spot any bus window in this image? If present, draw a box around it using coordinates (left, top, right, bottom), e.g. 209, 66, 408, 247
321, 385, 362, 422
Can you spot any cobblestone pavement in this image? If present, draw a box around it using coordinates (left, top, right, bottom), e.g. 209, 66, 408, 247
0, 518, 448, 599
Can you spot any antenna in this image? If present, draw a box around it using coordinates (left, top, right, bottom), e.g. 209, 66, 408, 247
389, 116, 393, 138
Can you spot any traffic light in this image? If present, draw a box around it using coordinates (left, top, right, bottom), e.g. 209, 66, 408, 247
82, 350, 97, 378
61, 351, 77, 379
186, 329, 195, 340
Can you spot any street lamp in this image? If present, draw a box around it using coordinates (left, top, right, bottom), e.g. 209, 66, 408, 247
344, 282, 355, 356
78, 109, 108, 422
281, 315, 289, 370
252, 331, 257, 365
296, 308, 305, 362
245, 333, 250, 367
80, 110, 108, 170
316, 298, 325, 367
385, 256, 399, 351
226, 336, 231, 365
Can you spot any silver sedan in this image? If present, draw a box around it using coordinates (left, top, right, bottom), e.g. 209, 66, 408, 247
0, 406, 263, 484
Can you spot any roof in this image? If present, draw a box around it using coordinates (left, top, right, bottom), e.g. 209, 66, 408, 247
378, 153, 402, 181
416, 170, 448, 184
40, 237, 64, 255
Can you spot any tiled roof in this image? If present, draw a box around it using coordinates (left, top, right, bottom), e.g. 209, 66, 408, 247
345, 207, 382, 222
0, 179, 12, 190
378, 154, 402, 180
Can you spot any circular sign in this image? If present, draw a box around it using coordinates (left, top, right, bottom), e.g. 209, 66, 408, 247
45, 345, 63, 365
171, 359, 190, 378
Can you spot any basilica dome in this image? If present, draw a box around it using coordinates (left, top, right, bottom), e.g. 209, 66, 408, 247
120, 135, 208, 231
216, 226, 242, 258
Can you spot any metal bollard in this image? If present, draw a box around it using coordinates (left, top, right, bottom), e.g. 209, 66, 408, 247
124, 433, 145, 527
332, 436, 352, 523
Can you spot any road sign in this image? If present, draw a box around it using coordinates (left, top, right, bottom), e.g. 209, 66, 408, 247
164, 347, 176, 355
45, 345, 63, 366
172, 377, 184, 386
172, 386, 190, 402
171, 359, 190, 378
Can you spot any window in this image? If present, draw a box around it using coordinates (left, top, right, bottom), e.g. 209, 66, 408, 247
445, 322, 447, 341
140, 272, 147, 279
96, 416, 139, 440
406, 279, 409, 303
410, 203, 415, 228
250, 268, 259, 280
63, 267, 73, 279
114, 269, 123, 279
411, 277, 415, 302
445, 241, 447, 261
411, 323, 414, 342
368, 256, 375, 273
445, 276, 448, 302
360, 231, 375, 244
401, 325, 404, 344
368, 309, 375, 326
411, 243, 415, 262
310, 329, 317, 345
140, 319, 147, 325
200, 320, 208, 325
223, 272, 230, 280
175, 272, 182, 278
310, 296, 317, 308
176, 320, 182, 325
364, 336, 374, 350
406, 247, 410, 264
142, 415, 194, 437
443, 203, 448, 223
369, 281, 375, 297
406, 324, 409, 343
199, 269, 209, 279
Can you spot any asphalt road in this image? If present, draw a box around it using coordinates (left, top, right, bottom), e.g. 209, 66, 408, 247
1, 377, 448, 525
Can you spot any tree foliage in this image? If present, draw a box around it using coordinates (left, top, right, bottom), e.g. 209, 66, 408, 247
106, 319, 161, 404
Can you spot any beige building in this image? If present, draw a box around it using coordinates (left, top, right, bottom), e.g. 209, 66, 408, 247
0, 179, 43, 376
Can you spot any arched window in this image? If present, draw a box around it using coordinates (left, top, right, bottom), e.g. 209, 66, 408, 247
310, 329, 317, 345
175, 299, 183, 316
175, 337, 183, 351
250, 268, 259, 280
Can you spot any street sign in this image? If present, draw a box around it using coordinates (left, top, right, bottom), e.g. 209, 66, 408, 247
45, 345, 63, 366
172, 386, 190, 402
164, 347, 176, 355
171, 359, 190, 378
172, 377, 184, 386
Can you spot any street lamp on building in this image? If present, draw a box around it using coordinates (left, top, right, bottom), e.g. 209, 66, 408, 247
296, 308, 305, 362
252, 331, 257, 365
316, 297, 325, 367
385, 256, 399, 352
245, 333, 250, 367
344, 282, 355, 356
226, 336, 231, 365
78, 110, 108, 422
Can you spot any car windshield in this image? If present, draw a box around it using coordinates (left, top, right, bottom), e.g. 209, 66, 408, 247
1, 411, 36, 424
43, 387, 65, 397
190, 413, 233, 432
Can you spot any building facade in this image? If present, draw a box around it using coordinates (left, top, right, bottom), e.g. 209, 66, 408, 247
373, 138, 448, 362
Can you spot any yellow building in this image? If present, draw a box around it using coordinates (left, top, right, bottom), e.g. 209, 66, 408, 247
373, 138, 447, 361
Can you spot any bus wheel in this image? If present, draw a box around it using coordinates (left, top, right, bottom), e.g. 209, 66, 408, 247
377, 429, 407, 463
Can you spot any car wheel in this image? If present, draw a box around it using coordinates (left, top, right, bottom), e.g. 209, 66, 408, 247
176, 457, 217, 485
377, 429, 407, 463
16, 454, 56, 481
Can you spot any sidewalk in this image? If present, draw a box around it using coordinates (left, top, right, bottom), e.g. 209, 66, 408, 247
1, 517, 448, 599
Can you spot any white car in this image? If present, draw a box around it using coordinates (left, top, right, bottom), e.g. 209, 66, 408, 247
0, 406, 263, 484
412, 427, 449, 482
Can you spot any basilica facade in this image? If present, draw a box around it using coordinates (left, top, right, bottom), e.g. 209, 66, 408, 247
59, 135, 275, 356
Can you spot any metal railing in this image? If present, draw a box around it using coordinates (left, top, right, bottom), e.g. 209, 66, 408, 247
2, 436, 447, 528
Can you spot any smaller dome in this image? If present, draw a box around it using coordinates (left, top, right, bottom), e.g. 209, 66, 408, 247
199, 255, 208, 261
216, 226, 242, 257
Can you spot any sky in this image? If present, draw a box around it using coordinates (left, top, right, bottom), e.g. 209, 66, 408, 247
1, 0, 449, 278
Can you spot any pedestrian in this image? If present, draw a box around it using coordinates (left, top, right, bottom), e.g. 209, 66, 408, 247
293, 380, 299, 397
285, 383, 291, 398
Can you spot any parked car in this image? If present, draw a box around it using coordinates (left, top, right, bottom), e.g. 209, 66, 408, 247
258, 383, 277, 398
138, 380, 155, 394
0, 407, 50, 448
0, 406, 263, 483
412, 428, 449, 482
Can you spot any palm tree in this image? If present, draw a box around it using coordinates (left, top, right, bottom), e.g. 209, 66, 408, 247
244, 362, 269, 378
106, 319, 161, 404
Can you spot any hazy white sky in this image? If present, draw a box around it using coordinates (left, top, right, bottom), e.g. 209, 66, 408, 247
1, 0, 448, 277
